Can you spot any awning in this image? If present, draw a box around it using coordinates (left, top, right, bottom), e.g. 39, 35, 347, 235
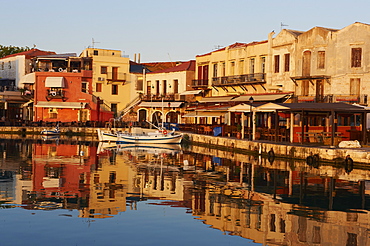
228, 103, 257, 112
179, 90, 203, 95
19, 73, 35, 86
254, 102, 291, 112
231, 94, 291, 102
35, 101, 87, 108
138, 101, 183, 108
198, 96, 236, 103
45, 77, 65, 88
22, 101, 34, 107
182, 111, 226, 117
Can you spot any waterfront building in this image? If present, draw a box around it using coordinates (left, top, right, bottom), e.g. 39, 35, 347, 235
0, 49, 55, 122
132, 60, 197, 125
270, 22, 370, 105
31, 53, 113, 123
79, 48, 131, 118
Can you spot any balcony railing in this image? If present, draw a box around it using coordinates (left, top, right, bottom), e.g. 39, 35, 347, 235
106, 72, 126, 83
191, 79, 208, 87
47, 89, 64, 98
292, 94, 368, 104
212, 73, 266, 86
141, 94, 175, 101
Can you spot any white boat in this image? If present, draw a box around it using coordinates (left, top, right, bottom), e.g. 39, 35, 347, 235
96, 128, 119, 142
116, 129, 182, 144
40, 125, 60, 135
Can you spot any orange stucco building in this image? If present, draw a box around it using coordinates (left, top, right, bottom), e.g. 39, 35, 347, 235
32, 54, 113, 123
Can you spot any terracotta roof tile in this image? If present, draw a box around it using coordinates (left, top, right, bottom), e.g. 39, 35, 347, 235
148, 60, 195, 74
1, 48, 56, 60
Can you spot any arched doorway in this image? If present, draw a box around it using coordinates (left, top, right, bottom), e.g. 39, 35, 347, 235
166, 111, 178, 123
151, 111, 162, 126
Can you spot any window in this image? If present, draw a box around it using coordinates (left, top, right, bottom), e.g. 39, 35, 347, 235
350, 78, 360, 95
49, 108, 57, 119
8, 61, 11, 69
239, 60, 244, 75
112, 84, 118, 95
96, 83, 102, 92
250, 58, 255, 74
101, 66, 107, 74
230, 61, 235, 75
351, 48, 362, 67
261, 57, 266, 73
1, 62, 3, 70
213, 63, 218, 77
163, 80, 167, 95
284, 53, 290, 72
302, 80, 309, 96
81, 82, 88, 93
173, 79, 178, 94
136, 77, 143, 90
274, 55, 280, 73
221, 62, 226, 76
317, 51, 325, 69
93, 50, 98, 56
111, 104, 117, 116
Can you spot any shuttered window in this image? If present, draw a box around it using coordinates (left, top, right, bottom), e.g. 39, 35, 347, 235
351, 48, 362, 67
284, 53, 290, 72
274, 55, 280, 73
350, 78, 360, 95
318, 51, 325, 69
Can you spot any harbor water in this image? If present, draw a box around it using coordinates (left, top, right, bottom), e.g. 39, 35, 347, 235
0, 138, 369, 245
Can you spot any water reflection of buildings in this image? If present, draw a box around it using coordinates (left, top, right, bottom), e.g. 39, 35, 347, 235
80, 147, 138, 219
3, 139, 370, 245
117, 145, 193, 206
187, 145, 370, 245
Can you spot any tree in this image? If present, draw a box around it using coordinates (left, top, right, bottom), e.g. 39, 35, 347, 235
0, 45, 30, 58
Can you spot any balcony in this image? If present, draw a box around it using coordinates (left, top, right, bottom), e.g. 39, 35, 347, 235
212, 73, 266, 86
106, 72, 126, 83
191, 79, 208, 88
292, 94, 368, 104
141, 94, 175, 101
46, 89, 65, 101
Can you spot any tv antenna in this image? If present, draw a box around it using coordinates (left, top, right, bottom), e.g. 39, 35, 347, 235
281, 22, 289, 30
91, 38, 100, 48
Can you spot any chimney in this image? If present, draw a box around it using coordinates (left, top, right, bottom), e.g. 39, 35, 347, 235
134, 53, 137, 63
138, 53, 141, 63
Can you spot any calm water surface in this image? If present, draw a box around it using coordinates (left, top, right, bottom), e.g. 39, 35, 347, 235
0, 138, 369, 245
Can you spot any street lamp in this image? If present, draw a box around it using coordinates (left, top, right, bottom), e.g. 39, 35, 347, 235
249, 96, 254, 140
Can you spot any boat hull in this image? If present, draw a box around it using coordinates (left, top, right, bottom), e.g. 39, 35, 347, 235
97, 129, 118, 142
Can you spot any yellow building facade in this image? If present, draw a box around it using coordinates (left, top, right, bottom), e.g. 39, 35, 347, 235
194, 41, 270, 97
80, 48, 130, 117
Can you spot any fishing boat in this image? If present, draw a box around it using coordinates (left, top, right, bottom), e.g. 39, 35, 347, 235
96, 128, 119, 142
40, 125, 60, 135
116, 129, 182, 144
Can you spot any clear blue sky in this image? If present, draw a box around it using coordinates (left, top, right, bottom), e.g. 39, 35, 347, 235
2, 0, 370, 62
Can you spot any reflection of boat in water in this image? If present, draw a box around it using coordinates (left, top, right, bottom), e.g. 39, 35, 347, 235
116, 143, 182, 155
116, 129, 183, 144
97, 141, 119, 154
41, 135, 60, 141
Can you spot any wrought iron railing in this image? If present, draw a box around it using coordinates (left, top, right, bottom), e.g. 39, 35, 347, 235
212, 73, 266, 85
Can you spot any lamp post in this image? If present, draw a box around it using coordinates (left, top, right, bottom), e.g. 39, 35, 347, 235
249, 96, 254, 140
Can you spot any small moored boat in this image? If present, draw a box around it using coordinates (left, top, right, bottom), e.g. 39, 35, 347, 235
40, 125, 60, 135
